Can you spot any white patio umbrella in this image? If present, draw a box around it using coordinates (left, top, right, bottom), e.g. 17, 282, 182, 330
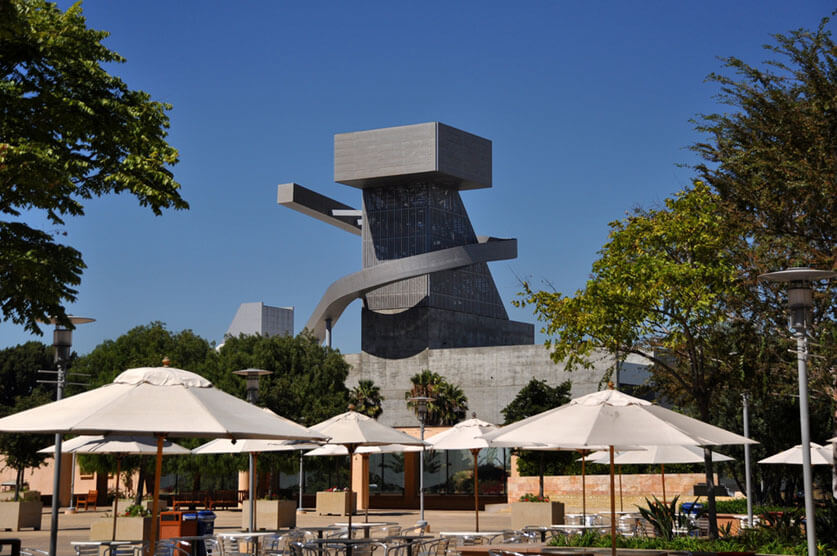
426, 417, 497, 531
0, 365, 326, 554
304, 443, 422, 456
40, 435, 190, 540
482, 388, 755, 556
758, 443, 834, 466
588, 445, 734, 506
309, 411, 425, 530
192, 437, 322, 530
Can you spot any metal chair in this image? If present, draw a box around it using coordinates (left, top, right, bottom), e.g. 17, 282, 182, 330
399, 526, 426, 536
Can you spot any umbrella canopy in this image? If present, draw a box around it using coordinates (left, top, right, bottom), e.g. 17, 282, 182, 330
588, 444, 734, 505
39, 434, 190, 541
40, 434, 190, 455
0, 365, 326, 553
309, 410, 424, 530
305, 443, 422, 456
310, 411, 424, 446
482, 389, 754, 448
587, 445, 734, 465
758, 443, 834, 465
0, 367, 325, 440
192, 437, 321, 454
482, 388, 754, 556
426, 417, 497, 531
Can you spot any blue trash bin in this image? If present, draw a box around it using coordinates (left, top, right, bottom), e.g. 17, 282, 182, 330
196, 511, 216, 556
681, 502, 703, 517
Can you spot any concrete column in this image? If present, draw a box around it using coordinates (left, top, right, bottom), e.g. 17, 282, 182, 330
351, 454, 369, 510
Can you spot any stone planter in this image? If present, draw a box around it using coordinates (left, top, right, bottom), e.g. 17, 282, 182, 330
0, 500, 42, 531
90, 516, 152, 541
316, 491, 356, 516
242, 499, 297, 530
510, 501, 565, 529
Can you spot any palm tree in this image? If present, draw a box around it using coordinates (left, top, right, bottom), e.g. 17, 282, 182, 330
349, 379, 384, 419
405, 369, 468, 426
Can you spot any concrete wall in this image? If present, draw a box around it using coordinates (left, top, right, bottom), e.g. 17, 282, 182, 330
344, 344, 623, 427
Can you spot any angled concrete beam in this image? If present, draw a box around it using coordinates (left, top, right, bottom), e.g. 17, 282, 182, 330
304, 237, 517, 342
277, 182, 362, 235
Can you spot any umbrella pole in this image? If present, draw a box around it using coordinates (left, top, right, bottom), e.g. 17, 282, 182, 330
249, 453, 257, 532
581, 451, 587, 522
618, 465, 623, 512
661, 464, 666, 505
112, 456, 122, 541
298, 450, 304, 511
348, 444, 356, 535
609, 446, 616, 556
471, 448, 480, 532
149, 434, 165, 556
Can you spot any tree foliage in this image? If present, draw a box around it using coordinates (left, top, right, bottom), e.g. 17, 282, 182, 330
519, 183, 745, 421
0, 0, 187, 334
0, 389, 52, 498
501, 378, 571, 425
217, 331, 351, 427
405, 369, 468, 426
691, 15, 837, 271
348, 379, 384, 419
0, 341, 53, 408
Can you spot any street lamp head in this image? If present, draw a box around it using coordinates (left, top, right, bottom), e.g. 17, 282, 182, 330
407, 396, 434, 422
759, 267, 835, 331
233, 368, 272, 404
44, 315, 95, 363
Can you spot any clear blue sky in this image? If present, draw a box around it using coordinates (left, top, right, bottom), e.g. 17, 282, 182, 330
2, 1, 833, 357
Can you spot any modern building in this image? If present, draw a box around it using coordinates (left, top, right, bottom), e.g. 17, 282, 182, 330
278, 122, 649, 428
224, 302, 293, 339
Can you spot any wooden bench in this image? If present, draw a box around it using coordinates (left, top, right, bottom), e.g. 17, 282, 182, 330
208, 490, 238, 510
172, 491, 206, 510
75, 490, 97, 511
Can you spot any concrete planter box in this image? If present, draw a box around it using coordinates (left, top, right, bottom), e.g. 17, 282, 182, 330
90, 517, 151, 541
316, 491, 356, 516
242, 499, 297, 530
0, 500, 42, 531
510, 501, 565, 529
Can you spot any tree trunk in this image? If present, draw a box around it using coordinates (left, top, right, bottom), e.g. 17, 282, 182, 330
133, 467, 145, 506
14, 468, 23, 501
703, 448, 719, 538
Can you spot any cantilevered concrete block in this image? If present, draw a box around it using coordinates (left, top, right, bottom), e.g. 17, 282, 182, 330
334, 122, 491, 190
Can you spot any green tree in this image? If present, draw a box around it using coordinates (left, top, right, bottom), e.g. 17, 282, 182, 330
0, 341, 53, 409
501, 378, 573, 496
690, 15, 837, 498
348, 379, 384, 419
501, 378, 571, 424
0, 390, 52, 499
0, 0, 187, 335
691, 15, 837, 272
518, 183, 747, 536
405, 369, 468, 426
70, 322, 217, 501
71, 322, 217, 390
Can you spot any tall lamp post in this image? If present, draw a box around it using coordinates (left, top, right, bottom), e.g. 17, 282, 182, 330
760, 267, 835, 556
45, 316, 94, 556
233, 368, 272, 532
407, 396, 433, 527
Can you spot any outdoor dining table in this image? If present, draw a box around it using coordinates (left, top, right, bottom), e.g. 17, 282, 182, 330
295, 526, 345, 539
305, 537, 376, 556
217, 531, 279, 556
331, 521, 398, 539
438, 531, 504, 545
